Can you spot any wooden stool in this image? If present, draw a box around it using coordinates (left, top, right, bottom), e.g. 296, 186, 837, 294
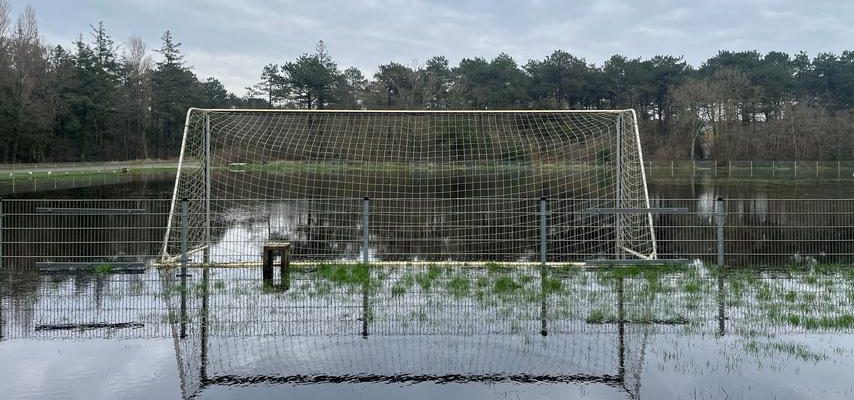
262, 242, 290, 289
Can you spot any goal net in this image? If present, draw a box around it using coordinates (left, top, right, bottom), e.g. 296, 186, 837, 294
160, 109, 655, 264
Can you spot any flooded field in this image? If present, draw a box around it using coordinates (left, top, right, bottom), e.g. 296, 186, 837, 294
3, 265, 854, 399
1, 169, 853, 399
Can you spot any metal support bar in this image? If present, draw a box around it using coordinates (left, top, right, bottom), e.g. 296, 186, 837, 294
716, 197, 726, 267
585, 258, 690, 265
615, 114, 623, 260
0, 198, 3, 270
34, 207, 145, 214
584, 207, 689, 215
363, 197, 370, 264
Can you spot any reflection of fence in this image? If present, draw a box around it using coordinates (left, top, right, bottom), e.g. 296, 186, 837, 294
646, 160, 854, 179
0, 198, 852, 268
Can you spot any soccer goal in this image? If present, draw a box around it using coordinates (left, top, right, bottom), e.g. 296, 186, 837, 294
160, 109, 656, 264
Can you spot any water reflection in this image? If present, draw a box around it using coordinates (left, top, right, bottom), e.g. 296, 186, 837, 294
3, 266, 854, 399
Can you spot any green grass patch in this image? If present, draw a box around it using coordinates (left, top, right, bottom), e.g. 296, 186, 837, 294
94, 263, 113, 275
586, 309, 607, 324
446, 276, 471, 298
317, 263, 372, 287
788, 314, 854, 330
493, 276, 522, 294
543, 277, 563, 294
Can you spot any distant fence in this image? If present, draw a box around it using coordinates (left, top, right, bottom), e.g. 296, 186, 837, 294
646, 160, 854, 179
0, 198, 852, 268
0, 159, 180, 173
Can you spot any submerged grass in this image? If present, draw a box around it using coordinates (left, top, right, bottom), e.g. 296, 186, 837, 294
317, 263, 372, 287
93, 263, 113, 275
788, 314, 854, 330
446, 276, 471, 298
178, 262, 854, 334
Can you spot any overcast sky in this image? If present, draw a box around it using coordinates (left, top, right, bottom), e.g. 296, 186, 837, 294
10, 0, 854, 94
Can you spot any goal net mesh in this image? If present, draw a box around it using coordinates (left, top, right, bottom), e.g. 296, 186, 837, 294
161, 110, 655, 263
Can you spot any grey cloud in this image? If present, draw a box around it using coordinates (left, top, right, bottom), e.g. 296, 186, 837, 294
10, 0, 854, 93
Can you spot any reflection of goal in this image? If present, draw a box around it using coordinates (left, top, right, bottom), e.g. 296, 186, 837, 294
167, 268, 652, 399
161, 110, 655, 263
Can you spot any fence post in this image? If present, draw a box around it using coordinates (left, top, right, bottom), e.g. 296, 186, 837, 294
670, 160, 674, 177
772, 161, 775, 178
0, 198, 3, 270
750, 161, 753, 177
816, 161, 819, 178
363, 197, 370, 264
540, 197, 547, 266
716, 197, 726, 267
728, 161, 731, 177
539, 196, 548, 336
179, 198, 189, 338
838, 161, 841, 178
180, 198, 189, 277
204, 112, 211, 265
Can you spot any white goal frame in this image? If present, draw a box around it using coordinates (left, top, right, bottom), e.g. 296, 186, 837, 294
160, 109, 657, 263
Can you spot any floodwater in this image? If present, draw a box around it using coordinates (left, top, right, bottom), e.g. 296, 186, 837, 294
1, 170, 854, 399
3, 265, 854, 399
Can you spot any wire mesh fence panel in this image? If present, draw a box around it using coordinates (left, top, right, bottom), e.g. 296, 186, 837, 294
0, 198, 853, 267
0, 199, 171, 269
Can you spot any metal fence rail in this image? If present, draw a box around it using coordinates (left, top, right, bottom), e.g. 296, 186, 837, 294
646, 160, 854, 179
0, 198, 852, 268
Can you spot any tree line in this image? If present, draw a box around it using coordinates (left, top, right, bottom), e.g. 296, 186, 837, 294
3, 3, 854, 163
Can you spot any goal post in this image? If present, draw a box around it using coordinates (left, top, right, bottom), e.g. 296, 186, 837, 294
160, 109, 656, 264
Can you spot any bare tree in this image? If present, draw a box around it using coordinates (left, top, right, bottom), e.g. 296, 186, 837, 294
122, 36, 152, 158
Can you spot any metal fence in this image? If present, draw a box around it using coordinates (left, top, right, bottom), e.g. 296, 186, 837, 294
0, 198, 852, 268
646, 160, 854, 179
